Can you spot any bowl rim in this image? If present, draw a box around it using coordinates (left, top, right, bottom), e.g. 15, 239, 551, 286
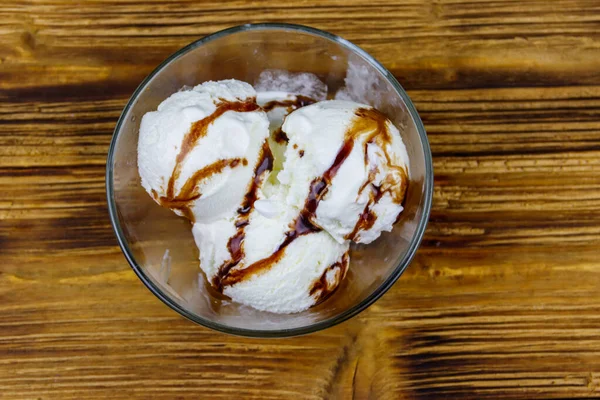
106, 22, 433, 338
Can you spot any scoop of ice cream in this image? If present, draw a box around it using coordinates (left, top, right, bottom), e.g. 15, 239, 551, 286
193, 210, 349, 313
277, 100, 409, 244
192, 143, 349, 314
223, 232, 349, 313
137, 79, 269, 222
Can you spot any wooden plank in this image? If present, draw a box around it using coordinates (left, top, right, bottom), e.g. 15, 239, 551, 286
1, 0, 600, 398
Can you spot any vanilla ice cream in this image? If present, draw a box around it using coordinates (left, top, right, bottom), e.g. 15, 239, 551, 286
277, 100, 409, 244
138, 79, 269, 222
138, 77, 409, 314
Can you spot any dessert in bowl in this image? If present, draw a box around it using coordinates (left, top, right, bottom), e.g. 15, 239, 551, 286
107, 23, 432, 336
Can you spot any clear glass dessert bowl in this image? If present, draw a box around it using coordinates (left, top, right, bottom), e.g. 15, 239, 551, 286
106, 23, 433, 337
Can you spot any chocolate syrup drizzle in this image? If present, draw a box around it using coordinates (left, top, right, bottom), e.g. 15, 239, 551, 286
309, 252, 350, 305
343, 108, 409, 241
261, 95, 316, 112
272, 127, 288, 144
213, 142, 274, 291
155, 99, 259, 222
265, 96, 317, 144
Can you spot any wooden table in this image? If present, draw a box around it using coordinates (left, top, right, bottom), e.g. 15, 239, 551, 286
2, 1, 599, 398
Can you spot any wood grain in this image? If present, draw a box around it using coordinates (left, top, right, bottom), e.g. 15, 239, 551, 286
1, 0, 600, 398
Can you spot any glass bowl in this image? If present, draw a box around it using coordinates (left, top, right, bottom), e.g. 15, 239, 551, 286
106, 23, 433, 337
